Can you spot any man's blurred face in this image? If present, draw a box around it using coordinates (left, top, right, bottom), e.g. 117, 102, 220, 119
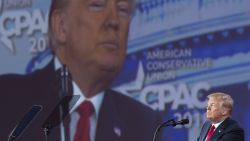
206, 97, 224, 123
62, 0, 134, 75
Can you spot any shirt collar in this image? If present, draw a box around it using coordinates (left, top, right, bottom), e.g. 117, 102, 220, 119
213, 120, 224, 129
54, 57, 61, 70
71, 82, 104, 118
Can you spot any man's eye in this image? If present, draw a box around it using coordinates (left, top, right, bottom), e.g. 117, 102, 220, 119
119, 7, 129, 14
88, 2, 105, 11
117, 2, 131, 17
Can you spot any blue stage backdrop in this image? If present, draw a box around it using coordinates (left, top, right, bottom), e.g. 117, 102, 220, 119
1, 0, 250, 141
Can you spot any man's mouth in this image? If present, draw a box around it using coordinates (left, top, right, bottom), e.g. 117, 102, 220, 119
99, 38, 119, 50
101, 42, 118, 49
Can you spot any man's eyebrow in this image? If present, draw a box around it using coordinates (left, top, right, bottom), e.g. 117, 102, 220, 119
118, 0, 134, 4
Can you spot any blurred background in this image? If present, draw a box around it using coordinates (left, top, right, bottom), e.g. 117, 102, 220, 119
1, 0, 250, 140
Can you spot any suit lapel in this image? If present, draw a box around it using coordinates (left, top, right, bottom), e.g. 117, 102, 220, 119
200, 122, 212, 141
13, 59, 62, 141
38, 60, 62, 140
95, 90, 124, 141
210, 118, 230, 141
33, 60, 72, 141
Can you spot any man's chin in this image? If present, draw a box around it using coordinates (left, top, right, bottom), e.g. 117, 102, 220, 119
207, 116, 211, 120
97, 60, 121, 71
98, 62, 113, 70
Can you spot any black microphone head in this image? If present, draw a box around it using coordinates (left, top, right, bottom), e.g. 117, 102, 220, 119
172, 118, 189, 126
181, 118, 189, 125
59, 65, 72, 97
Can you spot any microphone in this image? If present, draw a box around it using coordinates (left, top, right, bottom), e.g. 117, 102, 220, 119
163, 118, 189, 127
8, 105, 43, 141
153, 118, 189, 141
60, 65, 70, 97
58, 65, 72, 141
173, 118, 189, 126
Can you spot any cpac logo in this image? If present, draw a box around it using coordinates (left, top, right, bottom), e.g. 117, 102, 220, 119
116, 61, 209, 111
0, 9, 48, 53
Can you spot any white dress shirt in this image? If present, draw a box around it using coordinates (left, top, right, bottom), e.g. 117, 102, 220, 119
205, 120, 224, 141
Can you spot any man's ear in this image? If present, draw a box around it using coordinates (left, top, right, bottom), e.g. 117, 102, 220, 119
221, 108, 228, 116
50, 10, 67, 44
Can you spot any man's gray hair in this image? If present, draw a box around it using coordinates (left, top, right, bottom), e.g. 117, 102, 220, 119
207, 92, 234, 115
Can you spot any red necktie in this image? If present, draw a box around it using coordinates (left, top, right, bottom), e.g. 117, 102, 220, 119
73, 100, 94, 141
206, 125, 215, 141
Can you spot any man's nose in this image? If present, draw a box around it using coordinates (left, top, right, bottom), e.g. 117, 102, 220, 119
105, 6, 120, 30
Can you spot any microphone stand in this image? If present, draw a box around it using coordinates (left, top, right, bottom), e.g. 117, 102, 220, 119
152, 119, 175, 141
153, 119, 190, 141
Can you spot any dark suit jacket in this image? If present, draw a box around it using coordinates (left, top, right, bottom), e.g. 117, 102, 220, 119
0, 60, 162, 141
197, 117, 244, 141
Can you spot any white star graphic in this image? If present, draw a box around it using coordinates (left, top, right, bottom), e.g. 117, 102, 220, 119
115, 61, 145, 95
0, 35, 15, 53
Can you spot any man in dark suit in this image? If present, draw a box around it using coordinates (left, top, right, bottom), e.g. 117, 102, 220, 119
0, 0, 162, 141
197, 92, 244, 141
